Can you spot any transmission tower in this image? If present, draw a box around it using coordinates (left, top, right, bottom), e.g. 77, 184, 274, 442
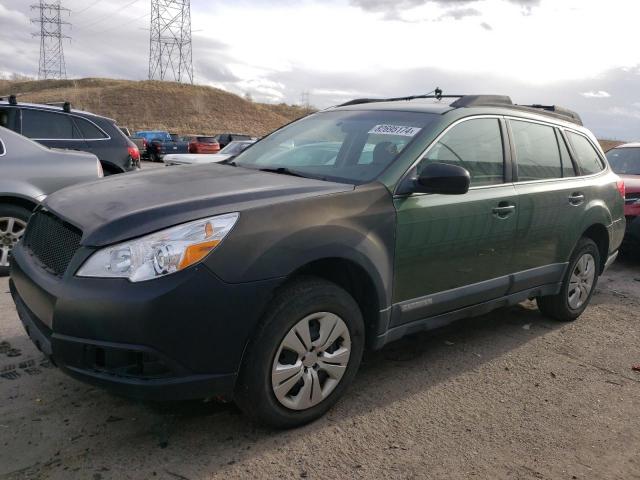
31, 1, 70, 80
148, 0, 193, 83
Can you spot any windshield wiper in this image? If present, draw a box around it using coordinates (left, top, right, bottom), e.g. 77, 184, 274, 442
258, 167, 308, 178
219, 156, 237, 166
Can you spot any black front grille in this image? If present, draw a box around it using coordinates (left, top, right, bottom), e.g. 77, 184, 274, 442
22, 210, 82, 276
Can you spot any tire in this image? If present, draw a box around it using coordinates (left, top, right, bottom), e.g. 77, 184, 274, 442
151, 152, 161, 163
537, 237, 601, 322
0, 204, 32, 277
235, 277, 365, 428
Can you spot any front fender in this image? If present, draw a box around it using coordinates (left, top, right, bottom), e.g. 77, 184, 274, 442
205, 182, 397, 310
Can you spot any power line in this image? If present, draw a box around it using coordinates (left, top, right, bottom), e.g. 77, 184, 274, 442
75, 0, 142, 31
31, 0, 71, 80
93, 11, 149, 35
148, 0, 193, 84
74, 0, 102, 16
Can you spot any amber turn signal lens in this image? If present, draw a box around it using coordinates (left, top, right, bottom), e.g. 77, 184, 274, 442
179, 240, 220, 269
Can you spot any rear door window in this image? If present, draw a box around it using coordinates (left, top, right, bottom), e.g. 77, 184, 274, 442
567, 131, 605, 175
421, 118, 504, 186
21, 109, 80, 139
510, 120, 563, 180
73, 117, 108, 139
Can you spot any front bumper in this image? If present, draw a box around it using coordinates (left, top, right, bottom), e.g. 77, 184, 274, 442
10, 244, 281, 401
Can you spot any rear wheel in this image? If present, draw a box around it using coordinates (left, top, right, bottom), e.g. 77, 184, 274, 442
537, 237, 600, 321
235, 277, 364, 428
0, 205, 31, 276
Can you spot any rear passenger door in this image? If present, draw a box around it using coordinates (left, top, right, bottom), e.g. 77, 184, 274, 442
393, 117, 519, 325
509, 118, 585, 285
20, 108, 89, 152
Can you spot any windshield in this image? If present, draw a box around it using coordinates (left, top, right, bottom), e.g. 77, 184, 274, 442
234, 110, 438, 184
606, 147, 640, 175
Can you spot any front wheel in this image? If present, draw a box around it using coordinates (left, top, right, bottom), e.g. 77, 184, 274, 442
235, 277, 364, 428
537, 237, 600, 322
0, 205, 31, 276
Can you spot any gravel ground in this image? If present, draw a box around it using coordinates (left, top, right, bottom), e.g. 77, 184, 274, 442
1, 256, 639, 480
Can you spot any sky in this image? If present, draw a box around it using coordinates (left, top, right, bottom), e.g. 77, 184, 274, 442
1, 0, 639, 139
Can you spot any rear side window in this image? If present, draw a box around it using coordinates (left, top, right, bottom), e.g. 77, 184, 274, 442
567, 132, 605, 175
422, 118, 504, 186
73, 117, 107, 139
511, 120, 565, 180
21, 109, 80, 139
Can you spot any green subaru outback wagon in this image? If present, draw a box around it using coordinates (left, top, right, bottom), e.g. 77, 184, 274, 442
11, 94, 625, 428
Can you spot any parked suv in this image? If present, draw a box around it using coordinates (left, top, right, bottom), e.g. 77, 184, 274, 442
10, 94, 624, 428
0, 98, 140, 174
606, 143, 640, 248
214, 133, 253, 149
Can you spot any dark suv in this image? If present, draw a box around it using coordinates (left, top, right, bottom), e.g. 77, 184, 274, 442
0, 98, 140, 174
10, 94, 625, 428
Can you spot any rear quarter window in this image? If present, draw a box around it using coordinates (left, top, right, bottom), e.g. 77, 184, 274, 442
73, 117, 108, 139
567, 131, 605, 175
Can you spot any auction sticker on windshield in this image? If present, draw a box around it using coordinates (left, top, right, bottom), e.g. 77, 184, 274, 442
368, 125, 421, 137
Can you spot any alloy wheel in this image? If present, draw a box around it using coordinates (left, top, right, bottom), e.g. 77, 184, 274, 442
0, 217, 27, 268
568, 253, 596, 309
271, 312, 351, 411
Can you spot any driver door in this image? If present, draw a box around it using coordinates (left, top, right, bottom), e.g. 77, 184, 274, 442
392, 117, 519, 326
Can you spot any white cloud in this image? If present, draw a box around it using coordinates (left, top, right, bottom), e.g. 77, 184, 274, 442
581, 91, 611, 98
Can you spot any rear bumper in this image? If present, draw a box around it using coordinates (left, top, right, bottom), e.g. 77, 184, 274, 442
10, 243, 281, 401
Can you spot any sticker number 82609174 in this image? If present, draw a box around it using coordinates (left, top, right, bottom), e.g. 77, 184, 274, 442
368, 125, 422, 137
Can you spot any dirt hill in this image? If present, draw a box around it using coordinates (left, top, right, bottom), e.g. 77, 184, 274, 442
0, 77, 310, 137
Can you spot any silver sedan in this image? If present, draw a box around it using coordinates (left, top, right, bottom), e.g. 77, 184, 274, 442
0, 126, 103, 275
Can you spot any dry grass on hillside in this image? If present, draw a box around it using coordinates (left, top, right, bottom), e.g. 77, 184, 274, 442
0, 78, 627, 148
598, 139, 625, 152
0, 78, 310, 137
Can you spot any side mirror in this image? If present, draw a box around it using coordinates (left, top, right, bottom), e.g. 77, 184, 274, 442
414, 162, 470, 195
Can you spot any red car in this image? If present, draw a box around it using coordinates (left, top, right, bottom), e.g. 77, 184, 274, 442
606, 143, 640, 246
183, 135, 220, 154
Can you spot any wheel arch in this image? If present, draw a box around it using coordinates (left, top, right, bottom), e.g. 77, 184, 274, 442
0, 194, 39, 213
285, 256, 389, 350
581, 223, 609, 273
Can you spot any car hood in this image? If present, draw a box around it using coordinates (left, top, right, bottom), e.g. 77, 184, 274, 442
44, 163, 353, 246
620, 174, 640, 192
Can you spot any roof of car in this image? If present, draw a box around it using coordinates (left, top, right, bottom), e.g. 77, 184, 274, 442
329, 94, 584, 127
0, 100, 112, 120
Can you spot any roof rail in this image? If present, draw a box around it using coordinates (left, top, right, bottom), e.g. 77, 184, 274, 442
44, 101, 72, 112
0, 94, 19, 105
335, 92, 583, 126
337, 94, 513, 108
450, 95, 513, 108
516, 104, 583, 125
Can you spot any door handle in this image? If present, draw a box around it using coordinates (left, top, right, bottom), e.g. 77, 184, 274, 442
492, 203, 516, 218
568, 192, 585, 206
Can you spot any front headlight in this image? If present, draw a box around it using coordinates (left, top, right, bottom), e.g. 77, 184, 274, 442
76, 213, 239, 282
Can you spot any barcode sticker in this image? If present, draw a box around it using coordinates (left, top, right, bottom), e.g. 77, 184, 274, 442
368, 125, 421, 137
